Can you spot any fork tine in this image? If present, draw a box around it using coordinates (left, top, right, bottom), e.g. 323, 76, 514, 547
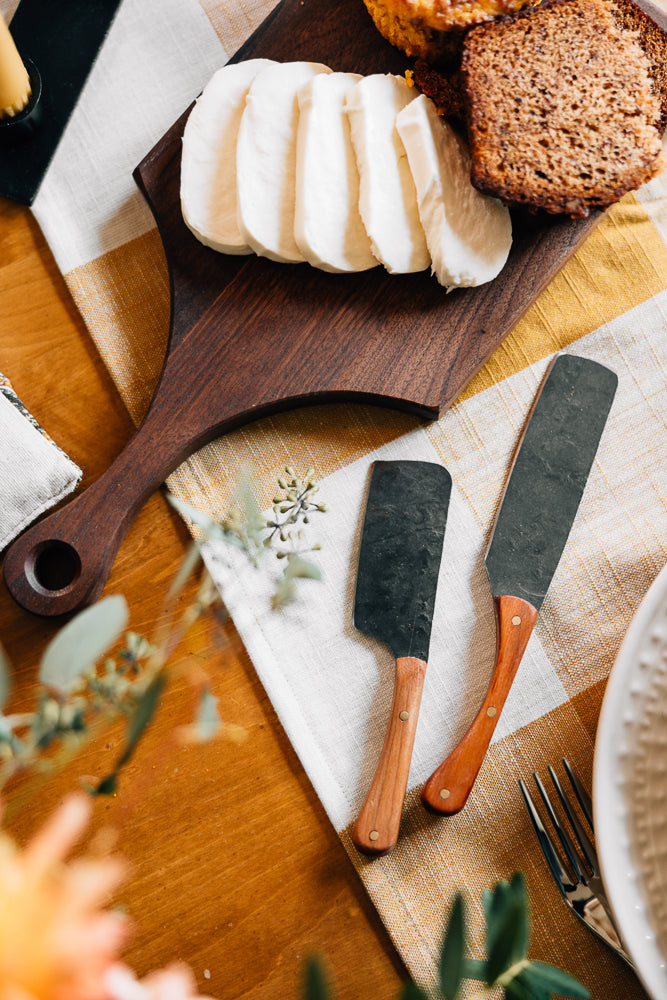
532, 771, 584, 879
548, 764, 599, 874
518, 778, 572, 894
563, 757, 593, 828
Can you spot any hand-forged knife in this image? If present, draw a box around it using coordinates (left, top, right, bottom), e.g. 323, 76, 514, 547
351, 459, 452, 854
421, 353, 618, 816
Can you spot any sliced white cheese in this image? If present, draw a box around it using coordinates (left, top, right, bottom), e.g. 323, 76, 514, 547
181, 59, 274, 255
396, 94, 512, 288
294, 73, 378, 273
344, 74, 429, 274
236, 61, 332, 263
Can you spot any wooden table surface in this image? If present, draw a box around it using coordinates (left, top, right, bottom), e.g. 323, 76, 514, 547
0, 197, 407, 999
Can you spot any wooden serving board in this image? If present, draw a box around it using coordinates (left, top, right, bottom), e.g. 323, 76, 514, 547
3, 0, 615, 616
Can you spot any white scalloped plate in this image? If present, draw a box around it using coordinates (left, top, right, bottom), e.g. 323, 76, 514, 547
595, 560, 667, 999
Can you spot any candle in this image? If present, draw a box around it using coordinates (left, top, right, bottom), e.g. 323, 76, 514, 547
0, 15, 31, 118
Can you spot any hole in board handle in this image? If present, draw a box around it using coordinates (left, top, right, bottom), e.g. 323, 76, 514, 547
26, 540, 82, 595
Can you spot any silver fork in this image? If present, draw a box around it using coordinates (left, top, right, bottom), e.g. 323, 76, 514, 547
519, 759, 634, 968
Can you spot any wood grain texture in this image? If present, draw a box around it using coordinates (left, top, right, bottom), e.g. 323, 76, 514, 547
351, 656, 427, 856
0, 196, 407, 999
421, 595, 538, 815
2, 0, 608, 617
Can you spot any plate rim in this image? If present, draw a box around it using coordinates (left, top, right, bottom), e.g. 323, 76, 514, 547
594, 558, 667, 999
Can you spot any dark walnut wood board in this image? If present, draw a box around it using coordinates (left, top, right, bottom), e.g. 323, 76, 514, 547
8, 0, 655, 617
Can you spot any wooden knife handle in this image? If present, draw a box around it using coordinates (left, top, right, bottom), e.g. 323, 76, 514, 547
421, 595, 538, 815
351, 656, 427, 855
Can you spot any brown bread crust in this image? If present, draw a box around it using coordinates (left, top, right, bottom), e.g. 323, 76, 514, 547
611, 0, 667, 134
461, 0, 664, 217
413, 60, 466, 121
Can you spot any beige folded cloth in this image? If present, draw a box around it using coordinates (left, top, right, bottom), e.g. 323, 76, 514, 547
0, 377, 82, 550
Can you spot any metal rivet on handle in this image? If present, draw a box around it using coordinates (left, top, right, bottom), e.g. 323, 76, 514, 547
512, 615, 522, 625
399, 710, 409, 721
439, 788, 450, 800
487, 706, 497, 717
369, 830, 379, 841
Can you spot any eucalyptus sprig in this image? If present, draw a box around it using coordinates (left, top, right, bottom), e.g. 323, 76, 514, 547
0, 560, 228, 804
171, 466, 327, 610
0, 465, 325, 803
266, 467, 326, 608
303, 873, 588, 1000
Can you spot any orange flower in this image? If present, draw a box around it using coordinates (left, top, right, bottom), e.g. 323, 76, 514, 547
0, 795, 214, 1000
0, 794, 128, 1000
104, 963, 214, 1000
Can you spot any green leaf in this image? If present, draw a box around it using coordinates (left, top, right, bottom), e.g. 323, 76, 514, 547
167, 494, 218, 534
302, 955, 333, 1000
397, 980, 429, 1000
235, 468, 265, 545
504, 975, 550, 1000
439, 892, 466, 1000
519, 962, 590, 998
95, 674, 166, 792
193, 689, 222, 741
0, 643, 12, 712
39, 595, 129, 695
462, 959, 487, 982
285, 553, 321, 581
482, 887, 493, 922
484, 879, 510, 961
166, 540, 202, 601
120, 675, 165, 767
92, 773, 118, 796
484, 875, 529, 984
509, 872, 531, 958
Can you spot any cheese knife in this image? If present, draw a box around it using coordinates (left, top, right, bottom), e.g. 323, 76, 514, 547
351, 459, 451, 854
421, 353, 617, 815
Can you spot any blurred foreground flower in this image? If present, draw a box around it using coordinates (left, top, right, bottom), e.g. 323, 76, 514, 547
0, 795, 213, 1000
105, 962, 213, 1000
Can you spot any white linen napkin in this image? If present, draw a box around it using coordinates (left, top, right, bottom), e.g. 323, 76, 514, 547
0, 382, 82, 549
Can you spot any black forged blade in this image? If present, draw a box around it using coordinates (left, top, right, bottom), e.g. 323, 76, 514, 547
354, 460, 451, 661
485, 354, 617, 611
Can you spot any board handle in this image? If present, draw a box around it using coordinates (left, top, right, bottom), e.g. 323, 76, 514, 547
2, 408, 187, 617
351, 656, 427, 855
421, 595, 538, 815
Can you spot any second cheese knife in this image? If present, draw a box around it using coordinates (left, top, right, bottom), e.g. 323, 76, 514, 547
352, 460, 451, 854
421, 353, 617, 815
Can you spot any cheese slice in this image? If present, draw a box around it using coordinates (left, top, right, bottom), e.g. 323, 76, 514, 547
344, 74, 429, 274
295, 73, 378, 273
181, 59, 274, 255
396, 94, 512, 288
237, 61, 332, 263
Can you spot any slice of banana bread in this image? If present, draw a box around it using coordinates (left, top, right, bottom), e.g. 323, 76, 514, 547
461, 0, 664, 217
611, 0, 667, 134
